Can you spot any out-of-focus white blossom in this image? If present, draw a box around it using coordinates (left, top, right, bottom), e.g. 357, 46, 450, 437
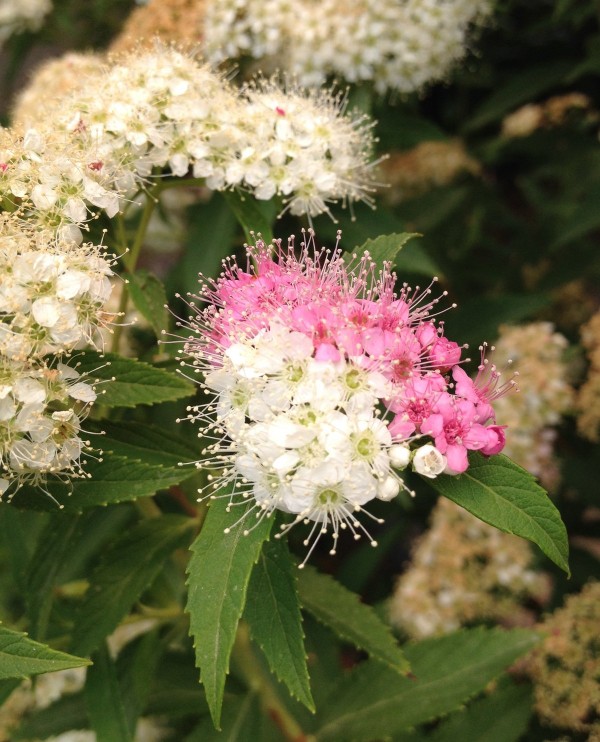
0, 0, 52, 45
204, 0, 492, 95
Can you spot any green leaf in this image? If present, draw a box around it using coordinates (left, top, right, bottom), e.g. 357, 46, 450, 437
92, 421, 200, 469
429, 453, 570, 575
116, 631, 162, 737
85, 643, 132, 742
0, 625, 90, 680
71, 515, 192, 657
75, 351, 194, 408
223, 190, 278, 244
315, 628, 539, 741
297, 566, 409, 674
186, 497, 273, 728
185, 693, 261, 742
127, 269, 169, 338
11, 451, 190, 512
244, 539, 314, 711
13, 692, 88, 740
407, 676, 533, 742
354, 232, 441, 277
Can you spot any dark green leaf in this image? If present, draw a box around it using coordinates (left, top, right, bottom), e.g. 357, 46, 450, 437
223, 191, 278, 244
244, 540, 314, 710
13, 692, 88, 740
186, 497, 273, 728
0, 625, 90, 680
127, 269, 169, 338
85, 643, 132, 742
11, 451, 190, 512
185, 693, 261, 742
316, 628, 539, 741
71, 515, 193, 657
116, 631, 162, 737
297, 566, 409, 674
429, 453, 569, 575
75, 351, 194, 408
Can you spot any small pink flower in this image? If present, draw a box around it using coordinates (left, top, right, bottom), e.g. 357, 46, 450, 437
429, 337, 462, 371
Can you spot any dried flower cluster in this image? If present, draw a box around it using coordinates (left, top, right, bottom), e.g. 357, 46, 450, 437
390, 498, 550, 638
202, 0, 491, 94
526, 581, 600, 737
489, 323, 573, 491
8, 45, 377, 220
380, 139, 480, 203
502, 93, 595, 138
0, 0, 51, 45
178, 231, 509, 560
577, 310, 600, 442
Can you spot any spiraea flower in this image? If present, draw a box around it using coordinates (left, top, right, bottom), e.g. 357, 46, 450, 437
177, 231, 508, 560
0, 216, 115, 360
390, 498, 550, 639
11, 51, 106, 129
526, 581, 600, 737
203, 0, 492, 95
0, 357, 96, 499
577, 310, 600, 442
14, 44, 376, 219
0, 126, 121, 234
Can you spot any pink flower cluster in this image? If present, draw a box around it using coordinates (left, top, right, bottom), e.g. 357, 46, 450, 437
185, 231, 508, 476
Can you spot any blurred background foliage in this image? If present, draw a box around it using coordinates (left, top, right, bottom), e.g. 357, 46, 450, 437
1, 0, 600, 740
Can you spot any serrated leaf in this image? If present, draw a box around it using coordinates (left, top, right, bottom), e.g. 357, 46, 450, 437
85, 643, 131, 742
0, 625, 90, 680
407, 676, 532, 742
355, 232, 441, 277
71, 515, 192, 657
127, 269, 169, 338
75, 351, 194, 408
429, 453, 570, 575
186, 497, 273, 728
91, 421, 200, 468
244, 539, 314, 711
316, 628, 539, 741
11, 451, 188, 512
297, 566, 409, 675
223, 190, 278, 244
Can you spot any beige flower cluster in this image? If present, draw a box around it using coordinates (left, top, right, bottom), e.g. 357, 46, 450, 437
526, 581, 600, 737
389, 498, 550, 639
502, 93, 595, 138
491, 323, 574, 491
577, 310, 600, 442
0, 0, 51, 45
380, 139, 480, 203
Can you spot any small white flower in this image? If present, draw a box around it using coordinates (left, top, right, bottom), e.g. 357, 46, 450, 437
412, 444, 447, 478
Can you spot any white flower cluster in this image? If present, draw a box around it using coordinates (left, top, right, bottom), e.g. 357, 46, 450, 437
0, 358, 96, 497
9, 45, 376, 220
204, 0, 491, 94
187, 323, 440, 561
0, 0, 52, 45
0, 216, 111, 498
0, 126, 121, 238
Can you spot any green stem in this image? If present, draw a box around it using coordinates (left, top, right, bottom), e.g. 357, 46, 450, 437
110, 186, 160, 354
233, 622, 314, 742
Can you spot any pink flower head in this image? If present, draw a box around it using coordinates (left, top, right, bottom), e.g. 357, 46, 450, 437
429, 337, 462, 371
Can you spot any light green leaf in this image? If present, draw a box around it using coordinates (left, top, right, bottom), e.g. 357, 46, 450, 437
297, 566, 409, 675
223, 190, 278, 244
429, 453, 570, 575
127, 269, 169, 338
71, 516, 193, 657
11, 451, 189, 512
0, 625, 90, 680
85, 643, 131, 742
75, 351, 194, 408
316, 628, 539, 741
352, 232, 429, 274
244, 540, 314, 710
186, 497, 273, 728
